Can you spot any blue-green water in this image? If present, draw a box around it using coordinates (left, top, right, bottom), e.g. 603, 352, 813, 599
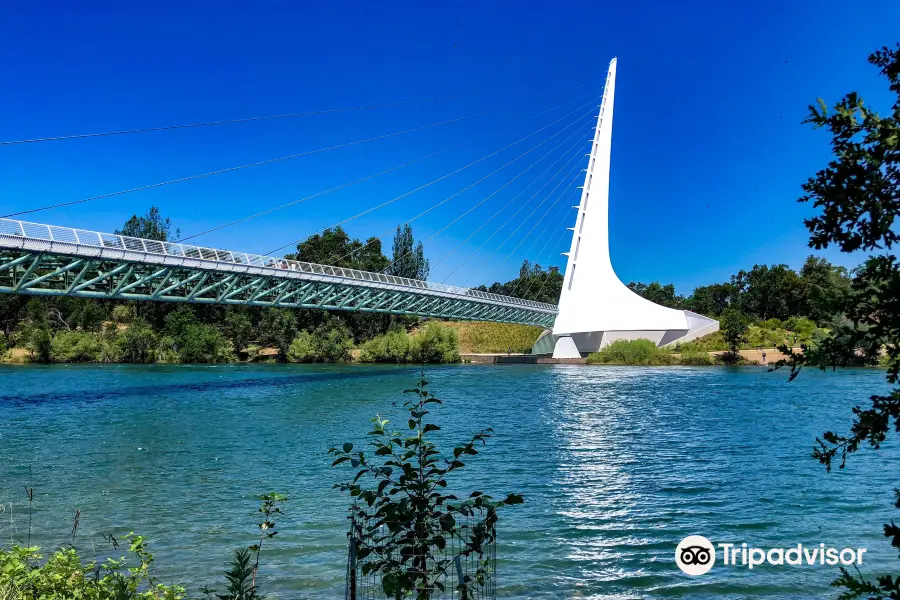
0, 364, 895, 598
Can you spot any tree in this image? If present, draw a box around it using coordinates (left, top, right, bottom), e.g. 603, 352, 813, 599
389, 224, 429, 280
786, 43, 900, 598
286, 315, 353, 363
730, 264, 804, 321
627, 281, 687, 309
687, 282, 735, 317
287, 226, 390, 272
116, 206, 178, 241
719, 308, 748, 362
224, 311, 253, 353
477, 260, 563, 303
116, 318, 158, 363
798, 256, 852, 326
258, 309, 297, 361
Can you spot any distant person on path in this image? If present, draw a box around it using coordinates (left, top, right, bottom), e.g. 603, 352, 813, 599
762, 350, 767, 364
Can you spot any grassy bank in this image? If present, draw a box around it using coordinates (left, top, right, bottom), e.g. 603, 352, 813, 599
437, 321, 544, 354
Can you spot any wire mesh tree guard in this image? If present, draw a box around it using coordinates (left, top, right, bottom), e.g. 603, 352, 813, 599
345, 502, 498, 600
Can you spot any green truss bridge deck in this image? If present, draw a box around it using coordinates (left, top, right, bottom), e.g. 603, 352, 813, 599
0, 218, 558, 327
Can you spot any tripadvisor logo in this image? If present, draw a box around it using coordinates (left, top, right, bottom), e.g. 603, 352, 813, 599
675, 536, 867, 575
676, 535, 715, 575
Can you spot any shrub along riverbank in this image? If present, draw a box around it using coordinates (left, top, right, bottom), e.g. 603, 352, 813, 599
0, 301, 464, 365
586, 339, 717, 366
358, 322, 461, 363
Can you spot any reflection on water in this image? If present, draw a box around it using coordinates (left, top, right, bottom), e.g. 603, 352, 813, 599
0, 364, 894, 598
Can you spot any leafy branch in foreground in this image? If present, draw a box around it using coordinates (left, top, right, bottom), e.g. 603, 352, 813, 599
329, 374, 522, 599
777, 42, 900, 599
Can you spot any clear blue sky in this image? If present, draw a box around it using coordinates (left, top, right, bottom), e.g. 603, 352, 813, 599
1, 1, 898, 294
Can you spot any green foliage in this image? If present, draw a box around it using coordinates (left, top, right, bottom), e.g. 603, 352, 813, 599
224, 312, 253, 353
677, 349, 715, 365
730, 264, 805, 321
258, 309, 297, 362
389, 224, 429, 281
329, 375, 522, 598
311, 317, 353, 362
783, 43, 900, 599
719, 309, 749, 362
686, 282, 735, 317
178, 324, 235, 363
627, 256, 852, 324
676, 331, 728, 352
358, 324, 461, 364
358, 328, 414, 363
410, 323, 460, 363
439, 321, 543, 354
0, 534, 185, 600
248, 492, 287, 587
627, 281, 687, 309
50, 330, 103, 363
585, 339, 674, 365
785, 316, 817, 342
203, 492, 287, 600
160, 309, 234, 362
117, 319, 159, 363
0, 489, 289, 600
286, 331, 316, 363
154, 335, 180, 364
285, 317, 352, 363
478, 260, 563, 304
286, 225, 390, 272
215, 548, 259, 600
25, 325, 52, 363
112, 304, 136, 325
800, 256, 853, 325
116, 206, 178, 242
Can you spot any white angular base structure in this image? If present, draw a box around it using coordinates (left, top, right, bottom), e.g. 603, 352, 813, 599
547, 58, 718, 359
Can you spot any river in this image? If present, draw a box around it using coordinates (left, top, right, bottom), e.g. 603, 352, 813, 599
0, 364, 895, 598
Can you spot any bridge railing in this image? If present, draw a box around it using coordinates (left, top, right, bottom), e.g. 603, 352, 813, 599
0, 218, 558, 312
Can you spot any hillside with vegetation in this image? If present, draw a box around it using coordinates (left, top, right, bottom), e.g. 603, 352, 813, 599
436, 321, 544, 354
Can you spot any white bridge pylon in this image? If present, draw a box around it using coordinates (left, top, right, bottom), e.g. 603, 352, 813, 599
548, 58, 718, 358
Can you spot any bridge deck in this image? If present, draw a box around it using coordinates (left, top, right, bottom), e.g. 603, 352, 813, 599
0, 218, 558, 327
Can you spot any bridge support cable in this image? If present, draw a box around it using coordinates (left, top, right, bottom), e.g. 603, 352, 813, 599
504, 174, 582, 295
476, 161, 583, 290
0, 82, 590, 147
428, 135, 588, 275
441, 140, 589, 285
521, 213, 579, 302
456, 149, 585, 286
263, 95, 601, 256
376, 123, 593, 275
513, 203, 578, 300
178, 91, 596, 243
505, 176, 582, 298
0, 96, 470, 147
1, 112, 486, 219
325, 111, 593, 268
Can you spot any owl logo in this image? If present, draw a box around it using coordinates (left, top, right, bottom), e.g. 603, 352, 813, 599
676, 536, 715, 575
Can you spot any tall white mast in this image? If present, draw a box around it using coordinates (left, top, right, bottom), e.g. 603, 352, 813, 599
549, 58, 718, 358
